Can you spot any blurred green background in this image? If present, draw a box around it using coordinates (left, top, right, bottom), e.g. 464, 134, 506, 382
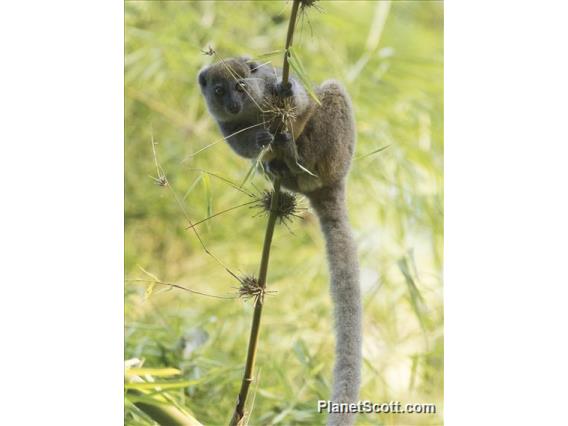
125, 1, 443, 425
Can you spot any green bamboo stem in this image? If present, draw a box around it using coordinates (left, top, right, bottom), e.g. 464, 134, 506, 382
229, 179, 281, 426
229, 2, 302, 423
281, 0, 301, 85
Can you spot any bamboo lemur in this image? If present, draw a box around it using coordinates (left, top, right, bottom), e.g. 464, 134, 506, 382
198, 57, 361, 426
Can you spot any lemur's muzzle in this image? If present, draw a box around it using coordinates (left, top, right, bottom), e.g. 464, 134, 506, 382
227, 101, 241, 115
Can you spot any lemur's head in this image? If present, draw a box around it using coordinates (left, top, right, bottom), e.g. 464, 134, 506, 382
198, 56, 273, 122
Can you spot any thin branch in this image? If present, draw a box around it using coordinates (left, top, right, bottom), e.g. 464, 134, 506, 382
186, 169, 256, 198
167, 183, 241, 283
185, 200, 258, 230
257, 180, 282, 290
253, 49, 284, 59
185, 200, 258, 229
216, 53, 266, 113
229, 180, 281, 426
248, 61, 272, 72
149, 136, 240, 283
126, 278, 236, 300
355, 144, 392, 160
281, 0, 301, 85
186, 121, 269, 159
229, 2, 303, 424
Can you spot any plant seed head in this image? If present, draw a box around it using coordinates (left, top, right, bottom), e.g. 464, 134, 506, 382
256, 189, 301, 224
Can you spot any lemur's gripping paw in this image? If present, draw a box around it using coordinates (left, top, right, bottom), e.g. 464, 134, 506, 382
273, 131, 292, 146
276, 81, 293, 98
266, 159, 290, 178
256, 130, 274, 148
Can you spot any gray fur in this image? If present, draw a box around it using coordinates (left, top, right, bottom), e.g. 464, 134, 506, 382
199, 57, 362, 426
309, 184, 362, 426
198, 57, 277, 158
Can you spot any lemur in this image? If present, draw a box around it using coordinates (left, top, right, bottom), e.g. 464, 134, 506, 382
198, 57, 361, 426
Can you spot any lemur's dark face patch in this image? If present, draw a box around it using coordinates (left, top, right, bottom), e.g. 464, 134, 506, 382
196, 56, 279, 159
198, 57, 262, 121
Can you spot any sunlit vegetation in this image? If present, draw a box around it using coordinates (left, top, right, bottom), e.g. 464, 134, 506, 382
125, 1, 443, 424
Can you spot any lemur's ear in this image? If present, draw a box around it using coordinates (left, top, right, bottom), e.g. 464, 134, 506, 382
248, 61, 260, 73
240, 56, 259, 73
198, 67, 208, 87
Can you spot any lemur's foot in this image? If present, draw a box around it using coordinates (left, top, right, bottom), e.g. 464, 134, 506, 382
276, 81, 293, 98
256, 130, 274, 148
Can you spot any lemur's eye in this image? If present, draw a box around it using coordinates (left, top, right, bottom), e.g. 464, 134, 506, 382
235, 81, 246, 93
214, 86, 225, 96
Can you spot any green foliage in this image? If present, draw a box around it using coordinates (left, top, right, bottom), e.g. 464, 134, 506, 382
125, 1, 443, 425
288, 47, 321, 105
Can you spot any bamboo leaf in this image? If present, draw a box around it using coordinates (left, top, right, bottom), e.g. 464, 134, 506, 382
398, 257, 428, 331
240, 161, 257, 189
202, 173, 213, 228
288, 47, 321, 105
292, 340, 310, 366
126, 390, 204, 426
137, 265, 160, 300
240, 146, 269, 188
183, 173, 203, 201
356, 144, 392, 160
126, 367, 182, 377
126, 394, 172, 406
125, 380, 198, 391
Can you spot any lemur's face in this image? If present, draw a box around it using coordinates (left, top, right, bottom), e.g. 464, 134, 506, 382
198, 57, 268, 122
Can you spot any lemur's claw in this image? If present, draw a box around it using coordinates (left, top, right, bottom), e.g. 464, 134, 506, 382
256, 130, 273, 148
276, 81, 293, 98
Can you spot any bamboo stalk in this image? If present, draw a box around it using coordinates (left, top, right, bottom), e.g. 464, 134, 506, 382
281, 0, 301, 85
229, 2, 302, 424
229, 180, 281, 426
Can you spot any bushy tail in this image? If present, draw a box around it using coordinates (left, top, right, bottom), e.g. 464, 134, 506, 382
308, 183, 362, 426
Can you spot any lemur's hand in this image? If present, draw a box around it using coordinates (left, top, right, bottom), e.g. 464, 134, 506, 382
266, 159, 290, 178
256, 130, 274, 148
271, 131, 306, 176
276, 81, 293, 98
273, 131, 292, 146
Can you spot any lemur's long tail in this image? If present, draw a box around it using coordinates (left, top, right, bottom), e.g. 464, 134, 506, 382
308, 183, 362, 426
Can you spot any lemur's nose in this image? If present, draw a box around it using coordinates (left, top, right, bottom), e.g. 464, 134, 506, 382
228, 102, 240, 114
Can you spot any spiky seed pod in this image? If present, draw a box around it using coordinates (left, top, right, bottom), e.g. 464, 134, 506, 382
256, 189, 301, 224
261, 95, 297, 135
238, 275, 275, 302
300, 0, 318, 7
238, 275, 263, 301
200, 45, 216, 56
299, 0, 322, 13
